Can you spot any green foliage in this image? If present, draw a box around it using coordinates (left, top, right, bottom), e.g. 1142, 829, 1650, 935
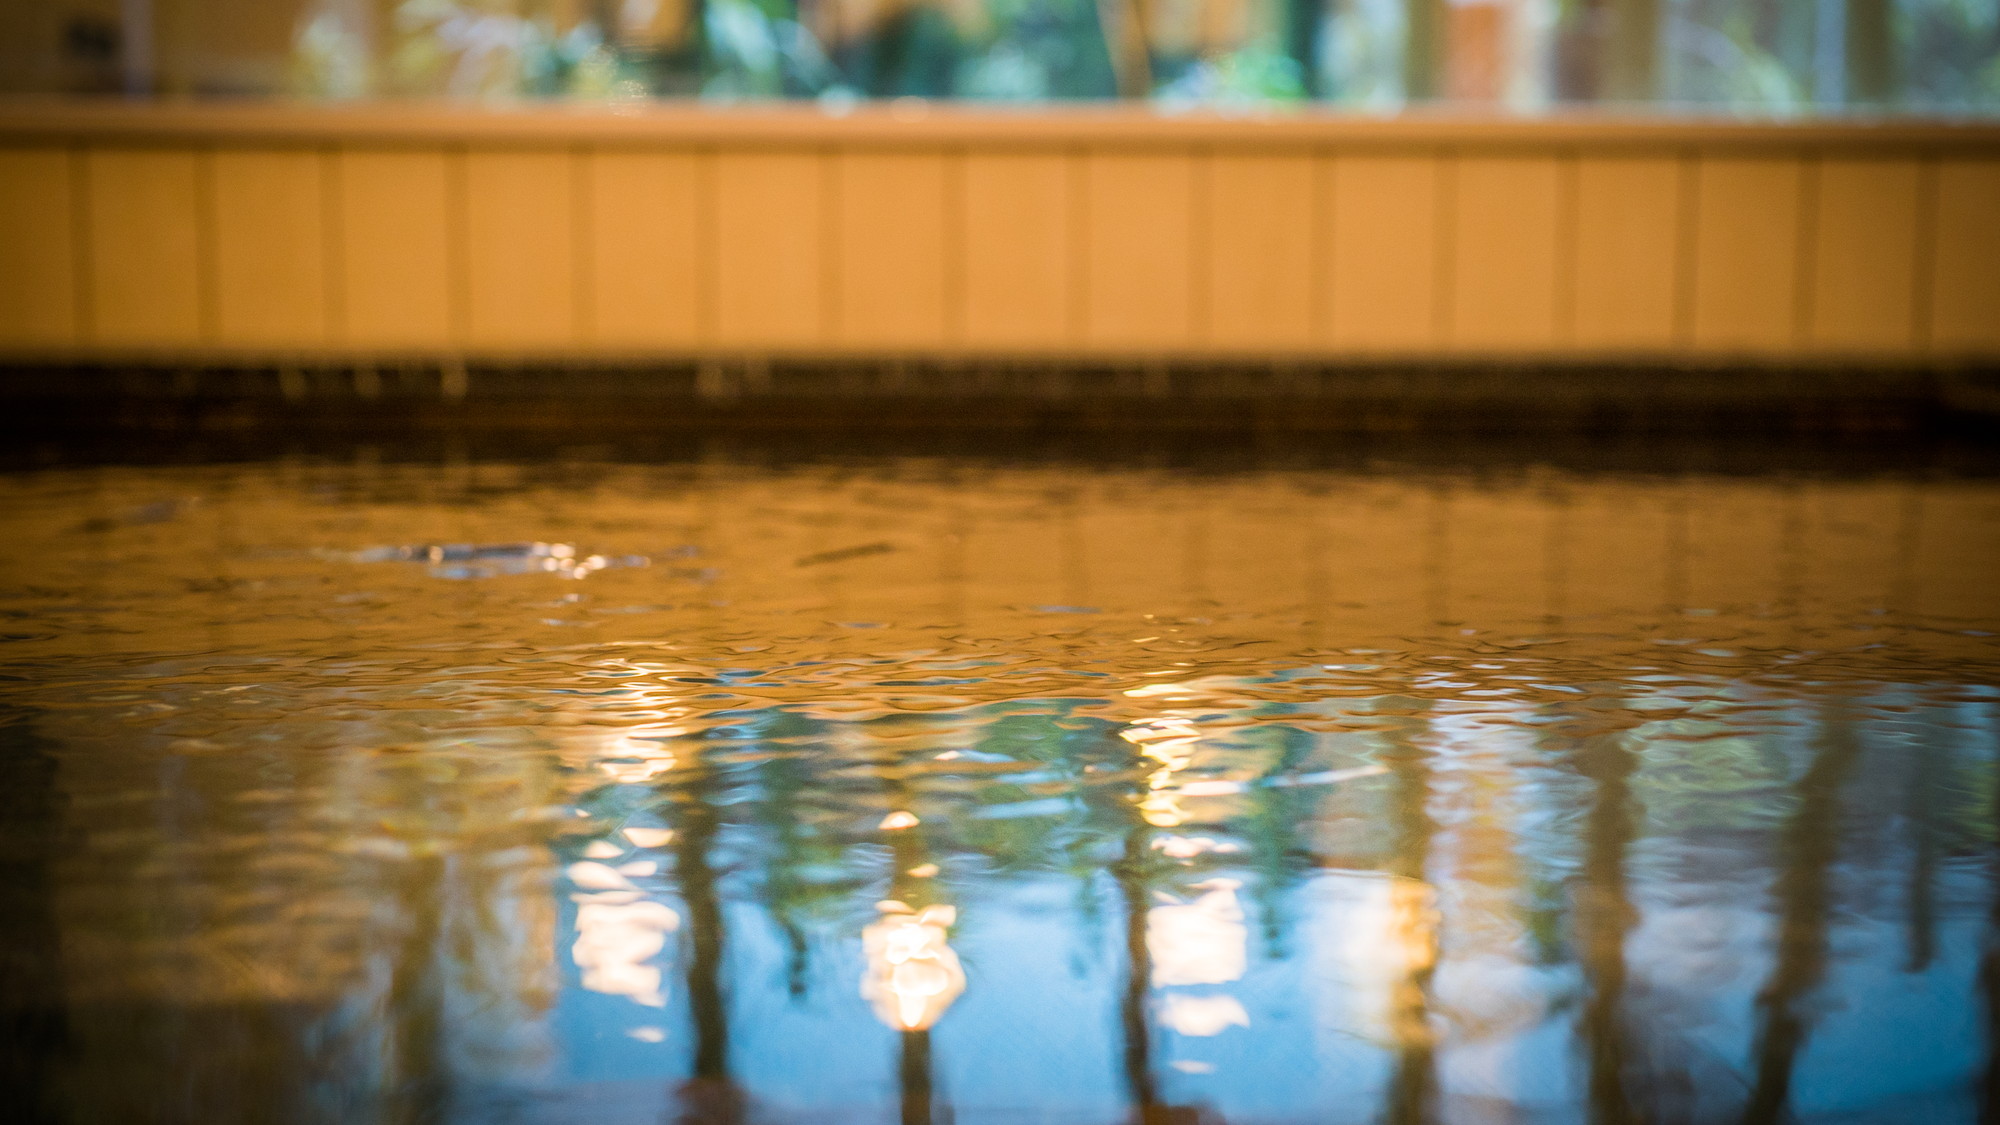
283, 0, 2000, 111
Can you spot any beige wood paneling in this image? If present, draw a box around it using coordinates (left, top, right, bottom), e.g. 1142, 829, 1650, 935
586, 150, 703, 348
1690, 156, 1804, 354
335, 149, 454, 348
1081, 150, 1195, 351
713, 150, 824, 348
961, 151, 1071, 349
2, 119, 1988, 363
1323, 155, 1440, 351
86, 148, 204, 346
1807, 159, 1921, 355
211, 149, 326, 347
1572, 155, 1681, 350
1206, 152, 1314, 350
1930, 159, 2000, 355
0, 148, 76, 346
1449, 154, 1564, 350
465, 149, 575, 349
835, 150, 949, 349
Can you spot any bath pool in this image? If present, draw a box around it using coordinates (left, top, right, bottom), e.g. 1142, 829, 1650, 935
2, 442, 1996, 1124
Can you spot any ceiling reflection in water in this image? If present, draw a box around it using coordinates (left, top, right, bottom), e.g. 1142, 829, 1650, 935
0, 452, 1996, 1124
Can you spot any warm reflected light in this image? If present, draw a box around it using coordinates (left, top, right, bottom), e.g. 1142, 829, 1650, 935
1335, 876, 1441, 1046
1152, 835, 1241, 859
879, 810, 921, 830
622, 826, 674, 847
584, 840, 624, 859
1148, 879, 1247, 987
567, 860, 636, 891
1158, 993, 1251, 1036
906, 863, 940, 878
861, 903, 966, 1031
1370, 877, 1439, 978
596, 730, 678, 783
1121, 716, 1203, 827
573, 898, 680, 1007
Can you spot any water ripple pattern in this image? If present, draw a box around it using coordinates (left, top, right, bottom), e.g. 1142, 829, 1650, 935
1, 455, 1996, 1124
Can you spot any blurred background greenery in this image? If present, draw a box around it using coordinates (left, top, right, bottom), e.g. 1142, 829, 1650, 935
3, 0, 1996, 112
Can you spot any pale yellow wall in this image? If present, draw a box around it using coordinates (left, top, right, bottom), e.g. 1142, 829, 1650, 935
1, 113, 1995, 362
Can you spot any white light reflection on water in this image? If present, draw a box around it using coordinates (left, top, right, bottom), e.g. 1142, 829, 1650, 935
1148, 880, 1249, 988
571, 896, 681, 1008
861, 903, 966, 1032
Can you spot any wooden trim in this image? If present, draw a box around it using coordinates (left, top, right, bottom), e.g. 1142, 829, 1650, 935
9, 102, 1996, 365
4, 101, 1999, 151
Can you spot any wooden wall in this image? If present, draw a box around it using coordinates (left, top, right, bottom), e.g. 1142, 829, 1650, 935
1, 105, 1996, 362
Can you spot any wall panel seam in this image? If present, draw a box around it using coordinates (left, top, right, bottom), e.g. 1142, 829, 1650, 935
1554, 151, 1578, 346
446, 146, 468, 347
696, 148, 716, 345
322, 146, 344, 342
1309, 151, 1328, 342
1435, 149, 1455, 345
1794, 154, 1818, 348
1067, 148, 1086, 346
574, 145, 593, 344
1911, 157, 1939, 355
69, 146, 92, 342
1672, 151, 1698, 348
195, 146, 219, 344
1190, 147, 1210, 347
822, 147, 838, 347
943, 147, 964, 347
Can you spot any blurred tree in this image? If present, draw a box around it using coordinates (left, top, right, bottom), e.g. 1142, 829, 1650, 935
1847, 0, 1893, 104
1402, 0, 1442, 98
1558, 0, 1657, 103
1280, 0, 1322, 96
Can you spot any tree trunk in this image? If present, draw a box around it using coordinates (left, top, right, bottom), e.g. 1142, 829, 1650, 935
1403, 0, 1443, 101
1606, 0, 1661, 102
1845, 0, 1893, 106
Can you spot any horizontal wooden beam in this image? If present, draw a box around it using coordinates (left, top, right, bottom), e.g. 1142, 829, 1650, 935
2, 100, 1998, 152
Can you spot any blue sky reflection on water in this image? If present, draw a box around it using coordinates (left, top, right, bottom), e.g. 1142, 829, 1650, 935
1, 455, 1998, 1124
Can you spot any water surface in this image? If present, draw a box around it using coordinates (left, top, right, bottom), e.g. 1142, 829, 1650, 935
3, 450, 1997, 1124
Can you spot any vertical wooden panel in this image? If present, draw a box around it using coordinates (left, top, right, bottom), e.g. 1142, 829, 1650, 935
465, 149, 574, 349
0, 148, 77, 347
1206, 152, 1314, 350
961, 151, 1071, 349
1323, 155, 1439, 351
835, 150, 948, 349
1930, 159, 2000, 356
1572, 155, 1681, 351
1082, 150, 1194, 350
587, 150, 702, 348
713, 150, 824, 348
1690, 156, 1804, 353
337, 149, 453, 348
211, 148, 326, 347
1808, 159, 1921, 355
86, 148, 203, 347
1449, 154, 1563, 350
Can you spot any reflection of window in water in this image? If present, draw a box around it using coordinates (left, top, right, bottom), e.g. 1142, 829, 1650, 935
1120, 713, 1202, 827
569, 859, 682, 1007
862, 902, 966, 1031
1149, 880, 1252, 1037
1148, 879, 1247, 987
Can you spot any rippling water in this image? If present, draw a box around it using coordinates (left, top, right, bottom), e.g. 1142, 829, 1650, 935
3, 450, 1998, 1124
